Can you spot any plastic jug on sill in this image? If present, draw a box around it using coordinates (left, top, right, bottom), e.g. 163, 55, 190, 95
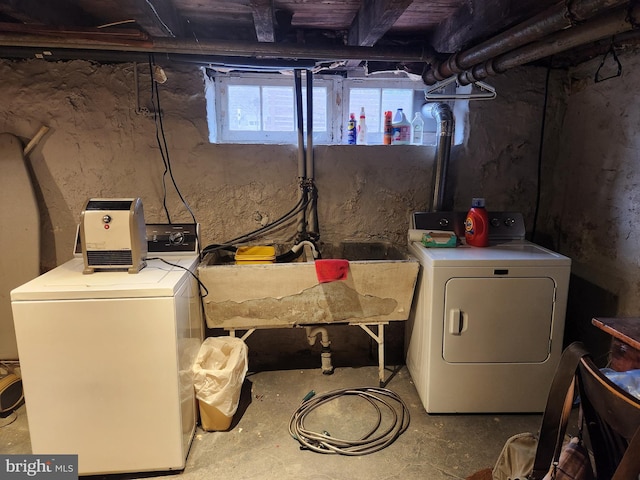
411, 112, 424, 145
392, 108, 410, 145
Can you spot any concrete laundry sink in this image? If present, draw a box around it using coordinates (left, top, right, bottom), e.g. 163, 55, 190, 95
197, 242, 419, 330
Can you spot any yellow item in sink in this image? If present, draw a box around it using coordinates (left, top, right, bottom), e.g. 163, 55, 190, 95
234, 246, 276, 264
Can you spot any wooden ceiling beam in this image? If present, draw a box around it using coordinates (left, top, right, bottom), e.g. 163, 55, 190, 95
250, 0, 275, 42
431, 0, 542, 54
126, 0, 183, 38
348, 0, 414, 47
0, 0, 96, 27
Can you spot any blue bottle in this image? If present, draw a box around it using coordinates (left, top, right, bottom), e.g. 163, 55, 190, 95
347, 113, 356, 144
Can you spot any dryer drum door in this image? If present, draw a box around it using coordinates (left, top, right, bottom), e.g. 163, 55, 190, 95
443, 277, 555, 363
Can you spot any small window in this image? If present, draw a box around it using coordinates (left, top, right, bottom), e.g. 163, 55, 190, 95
343, 77, 436, 145
208, 72, 335, 144
204, 69, 451, 145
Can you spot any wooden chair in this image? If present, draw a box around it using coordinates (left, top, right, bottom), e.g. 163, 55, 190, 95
576, 355, 640, 480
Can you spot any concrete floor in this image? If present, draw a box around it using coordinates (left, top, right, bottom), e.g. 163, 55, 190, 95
0, 364, 543, 480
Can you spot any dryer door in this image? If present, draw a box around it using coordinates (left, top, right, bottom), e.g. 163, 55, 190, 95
443, 277, 555, 363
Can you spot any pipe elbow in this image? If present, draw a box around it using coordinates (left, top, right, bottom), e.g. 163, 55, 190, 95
305, 326, 331, 347
427, 102, 453, 123
291, 240, 319, 259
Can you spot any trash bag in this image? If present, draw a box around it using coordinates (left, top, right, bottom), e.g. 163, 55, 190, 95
601, 368, 640, 400
192, 336, 248, 430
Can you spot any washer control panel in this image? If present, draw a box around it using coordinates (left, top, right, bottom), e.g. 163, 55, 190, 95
146, 223, 199, 254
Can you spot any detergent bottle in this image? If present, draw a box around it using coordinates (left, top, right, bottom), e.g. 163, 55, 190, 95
464, 198, 489, 247
391, 108, 411, 144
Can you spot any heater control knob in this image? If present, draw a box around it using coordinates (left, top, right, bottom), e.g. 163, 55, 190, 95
102, 215, 112, 224
169, 232, 184, 245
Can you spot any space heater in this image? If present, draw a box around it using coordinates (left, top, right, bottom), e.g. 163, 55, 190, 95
80, 198, 147, 274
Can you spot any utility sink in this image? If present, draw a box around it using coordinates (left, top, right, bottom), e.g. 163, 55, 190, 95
197, 242, 419, 330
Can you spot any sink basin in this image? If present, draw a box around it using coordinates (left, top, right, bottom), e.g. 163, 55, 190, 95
197, 242, 419, 330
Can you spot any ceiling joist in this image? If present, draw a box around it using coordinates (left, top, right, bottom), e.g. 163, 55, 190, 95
431, 0, 548, 53
128, 0, 183, 38
0, 0, 97, 27
348, 0, 414, 47
250, 0, 275, 42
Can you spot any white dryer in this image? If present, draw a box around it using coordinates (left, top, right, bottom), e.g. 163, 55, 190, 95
405, 212, 570, 413
11, 224, 203, 475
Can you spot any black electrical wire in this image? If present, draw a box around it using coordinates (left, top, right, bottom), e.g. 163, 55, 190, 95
227, 193, 310, 243
201, 192, 312, 255
146, 257, 209, 297
148, 54, 199, 230
531, 57, 552, 244
289, 387, 410, 456
148, 56, 172, 224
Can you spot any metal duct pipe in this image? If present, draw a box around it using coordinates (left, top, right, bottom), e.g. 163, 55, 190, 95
427, 103, 454, 212
423, 0, 628, 85
459, 2, 640, 85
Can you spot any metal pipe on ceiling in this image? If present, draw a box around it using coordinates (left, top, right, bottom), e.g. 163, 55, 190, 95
458, 2, 640, 85
423, 0, 629, 85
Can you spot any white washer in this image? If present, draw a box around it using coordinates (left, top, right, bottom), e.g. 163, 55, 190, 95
10, 225, 203, 475
405, 212, 571, 413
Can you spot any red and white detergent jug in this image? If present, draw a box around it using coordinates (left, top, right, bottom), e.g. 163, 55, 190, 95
464, 198, 489, 247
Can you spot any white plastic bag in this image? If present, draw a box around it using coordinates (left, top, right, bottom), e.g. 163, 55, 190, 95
192, 336, 248, 417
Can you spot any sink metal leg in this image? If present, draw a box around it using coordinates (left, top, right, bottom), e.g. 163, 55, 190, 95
357, 323, 388, 387
228, 328, 256, 341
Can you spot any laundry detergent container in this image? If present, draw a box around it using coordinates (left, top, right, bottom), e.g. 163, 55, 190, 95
192, 336, 248, 431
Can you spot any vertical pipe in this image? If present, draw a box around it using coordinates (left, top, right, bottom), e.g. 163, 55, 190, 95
427, 103, 454, 212
305, 70, 313, 182
294, 69, 307, 236
305, 70, 319, 236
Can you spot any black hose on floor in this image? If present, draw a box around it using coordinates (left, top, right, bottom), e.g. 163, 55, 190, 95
289, 387, 410, 455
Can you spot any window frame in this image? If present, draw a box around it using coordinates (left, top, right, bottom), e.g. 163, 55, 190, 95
211, 72, 337, 144
342, 76, 430, 145
206, 70, 443, 145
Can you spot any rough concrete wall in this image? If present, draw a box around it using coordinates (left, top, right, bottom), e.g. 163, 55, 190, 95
0, 58, 556, 367
541, 49, 640, 320
447, 67, 549, 229
0, 59, 434, 272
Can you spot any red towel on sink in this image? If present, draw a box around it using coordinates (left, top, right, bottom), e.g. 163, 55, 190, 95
315, 259, 349, 283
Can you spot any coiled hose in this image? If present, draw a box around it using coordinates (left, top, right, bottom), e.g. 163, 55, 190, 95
289, 387, 410, 455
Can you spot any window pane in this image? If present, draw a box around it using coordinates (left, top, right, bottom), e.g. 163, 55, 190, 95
228, 85, 261, 131
302, 87, 328, 133
349, 88, 381, 133
263, 86, 294, 131
381, 89, 414, 122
